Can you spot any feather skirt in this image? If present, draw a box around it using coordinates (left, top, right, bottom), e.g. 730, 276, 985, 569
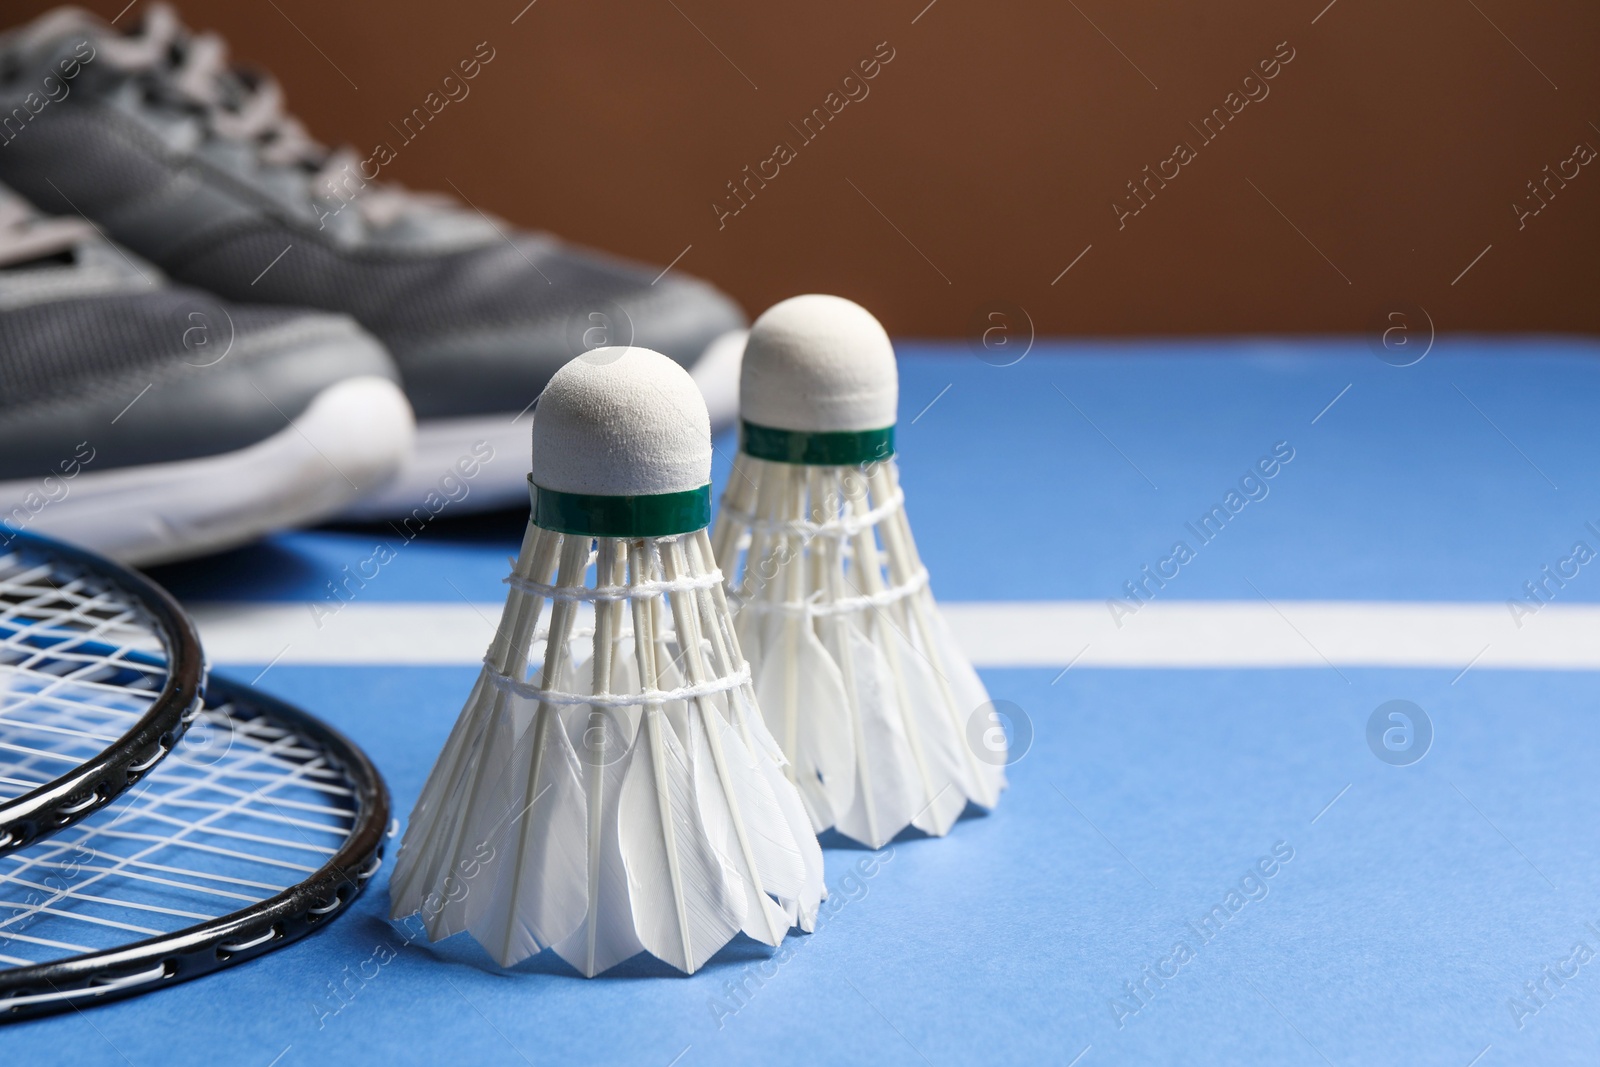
390, 525, 823, 975
711, 455, 1007, 849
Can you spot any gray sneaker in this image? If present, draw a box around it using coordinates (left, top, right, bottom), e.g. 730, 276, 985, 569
0, 4, 748, 517
0, 182, 414, 564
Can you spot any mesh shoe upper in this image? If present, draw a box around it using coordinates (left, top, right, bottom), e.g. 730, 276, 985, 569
0, 5, 746, 420
0, 286, 349, 412
0, 182, 398, 476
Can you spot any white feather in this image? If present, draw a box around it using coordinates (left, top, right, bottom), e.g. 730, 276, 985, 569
883, 617, 972, 837
726, 681, 826, 929
753, 611, 856, 829
920, 599, 1007, 806
550, 807, 642, 976
387, 674, 493, 918
689, 707, 792, 945
830, 624, 925, 850
753, 733, 826, 932
461, 701, 588, 965
550, 705, 643, 977
617, 705, 744, 974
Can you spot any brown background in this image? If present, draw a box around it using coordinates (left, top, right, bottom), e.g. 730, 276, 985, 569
17, 0, 1600, 338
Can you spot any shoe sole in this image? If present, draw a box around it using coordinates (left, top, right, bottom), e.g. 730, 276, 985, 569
0, 377, 415, 565
337, 328, 749, 520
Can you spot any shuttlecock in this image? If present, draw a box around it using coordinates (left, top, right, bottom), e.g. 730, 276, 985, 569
390, 347, 823, 976
710, 295, 1006, 849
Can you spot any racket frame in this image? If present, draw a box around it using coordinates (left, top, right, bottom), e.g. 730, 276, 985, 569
0, 531, 205, 856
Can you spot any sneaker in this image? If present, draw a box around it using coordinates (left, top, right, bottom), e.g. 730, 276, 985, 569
0, 181, 414, 564
0, 4, 748, 517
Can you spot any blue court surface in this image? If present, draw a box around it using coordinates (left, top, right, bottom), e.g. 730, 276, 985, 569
13, 337, 1600, 1066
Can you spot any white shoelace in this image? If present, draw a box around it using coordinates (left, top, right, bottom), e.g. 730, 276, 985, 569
0, 191, 93, 270
84, 4, 445, 229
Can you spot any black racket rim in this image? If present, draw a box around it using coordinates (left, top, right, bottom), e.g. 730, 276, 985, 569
0, 673, 390, 1021
0, 531, 205, 856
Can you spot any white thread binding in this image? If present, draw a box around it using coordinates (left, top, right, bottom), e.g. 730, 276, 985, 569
733, 567, 929, 618
506, 570, 724, 603
719, 486, 905, 540
485, 664, 752, 708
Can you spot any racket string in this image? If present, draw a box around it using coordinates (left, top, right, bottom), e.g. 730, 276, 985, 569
4, 716, 334, 894
0, 699, 359, 962
0, 551, 172, 803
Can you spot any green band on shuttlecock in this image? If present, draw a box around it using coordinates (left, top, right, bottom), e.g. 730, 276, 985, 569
740, 421, 895, 466
529, 477, 711, 537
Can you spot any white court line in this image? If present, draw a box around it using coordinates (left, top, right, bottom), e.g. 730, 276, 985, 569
186, 600, 1600, 670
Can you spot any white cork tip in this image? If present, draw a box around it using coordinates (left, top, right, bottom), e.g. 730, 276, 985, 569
530, 347, 711, 496
740, 295, 898, 433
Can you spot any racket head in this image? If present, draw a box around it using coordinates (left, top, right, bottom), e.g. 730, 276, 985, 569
0, 530, 205, 855
0, 674, 389, 1021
